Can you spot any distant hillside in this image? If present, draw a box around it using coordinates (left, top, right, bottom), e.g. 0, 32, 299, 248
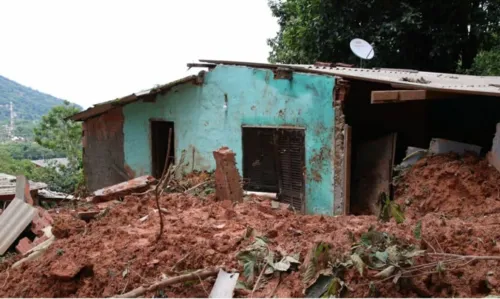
0, 75, 81, 121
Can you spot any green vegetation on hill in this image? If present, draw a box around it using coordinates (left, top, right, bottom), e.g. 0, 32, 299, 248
0, 75, 81, 122
0, 75, 84, 193
0, 142, 64, 160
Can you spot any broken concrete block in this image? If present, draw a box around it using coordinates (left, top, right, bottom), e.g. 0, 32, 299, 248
488, 123, 500, 173
213, 147, 243, 203
31, 207, 54, 236
49, 258, 93, 281
15, 175, 32, 205
16, 237, 33, 255
429, 138, 481, 156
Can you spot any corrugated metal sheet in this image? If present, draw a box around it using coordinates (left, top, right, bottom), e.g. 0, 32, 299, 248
31, 158, 69, 168
198, 59, 500, 97
0, 198, 36, 255
70, 59, 500, 124
69, 75, 202, 121
0, 173, 47, 198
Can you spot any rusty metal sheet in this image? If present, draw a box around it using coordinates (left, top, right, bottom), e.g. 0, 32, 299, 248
0, 198, 36, 255
0, 173, 47, 199
92, 175, 155, 201
198, 59, 500, 97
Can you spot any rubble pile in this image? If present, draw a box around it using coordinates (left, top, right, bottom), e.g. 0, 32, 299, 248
0, 154, 500, 297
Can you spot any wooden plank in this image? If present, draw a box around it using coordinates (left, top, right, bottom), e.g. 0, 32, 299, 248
343, 125, 352, 215
371, 90, 453, 103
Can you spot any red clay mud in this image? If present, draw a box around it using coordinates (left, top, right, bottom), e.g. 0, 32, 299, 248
0, 154, 499, 297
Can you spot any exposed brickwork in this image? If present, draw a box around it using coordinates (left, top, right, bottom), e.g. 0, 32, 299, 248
31, 207, 54, 236
16, 237, 33, 255
83, 107, 126, 192
333, 79, 350, 215
213, 147, 243, 203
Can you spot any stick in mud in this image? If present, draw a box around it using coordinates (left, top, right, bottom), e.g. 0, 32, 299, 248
155, 127, 172, 242
114, 267, 220, 298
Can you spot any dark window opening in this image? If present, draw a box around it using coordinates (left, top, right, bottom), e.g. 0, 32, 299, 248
242, 128, 278, 192
242, 127, 305, 212
151, 120, 175, 179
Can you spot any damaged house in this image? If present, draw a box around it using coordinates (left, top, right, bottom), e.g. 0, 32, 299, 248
70, 60, 500, 216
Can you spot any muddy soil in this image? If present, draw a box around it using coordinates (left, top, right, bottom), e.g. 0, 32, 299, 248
0, 154, 500, 297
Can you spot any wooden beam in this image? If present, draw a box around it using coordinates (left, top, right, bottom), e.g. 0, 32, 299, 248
371, 90, 453, 104
343, 125, 352, 216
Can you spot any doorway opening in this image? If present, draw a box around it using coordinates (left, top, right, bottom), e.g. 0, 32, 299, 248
151, 120, 175, 179
242, 126, 306, 212
342, 80, 500, 216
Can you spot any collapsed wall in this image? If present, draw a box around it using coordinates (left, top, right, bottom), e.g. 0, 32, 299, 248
332, 79, 350, 215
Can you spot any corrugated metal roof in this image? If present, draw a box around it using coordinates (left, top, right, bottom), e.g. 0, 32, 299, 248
69, 75, 202, 121
198, 59, 500, 97
0, 198, 36, 255
69, 59, 500, 123
31, 158, 69, 168
0, 173, 47, 198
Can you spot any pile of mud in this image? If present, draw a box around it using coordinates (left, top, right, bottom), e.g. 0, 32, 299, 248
395, 153, 500, 219
1, 154, 500, 298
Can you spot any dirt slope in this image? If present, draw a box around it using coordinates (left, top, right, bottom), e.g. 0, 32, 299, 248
1, 154, 500, 298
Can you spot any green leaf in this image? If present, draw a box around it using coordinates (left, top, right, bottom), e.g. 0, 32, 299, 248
284, 255, 301, 264
265, 266, 275, 275
350, 253, 365, 277
235, 281, 250, 290
390, 202, 405, 224
322, 277, 342, 298
237, 252, 257, 283
374, 265, 395, 278
413, 220, 422, 240
393, 270, 402, 284
368, 282, 378, 297
375, 251, 388, 263
273, 258, 291, 271
303, 262, 317, 286
403, 250, 426, 259
386, 245, 401, 264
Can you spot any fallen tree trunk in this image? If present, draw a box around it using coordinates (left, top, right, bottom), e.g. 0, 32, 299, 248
114, 267, 221, 298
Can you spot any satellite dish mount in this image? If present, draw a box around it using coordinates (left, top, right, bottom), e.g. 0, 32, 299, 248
350, 38, 374, 68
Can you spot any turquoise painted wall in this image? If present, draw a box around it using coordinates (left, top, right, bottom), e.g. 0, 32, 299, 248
123, 65, 336, 215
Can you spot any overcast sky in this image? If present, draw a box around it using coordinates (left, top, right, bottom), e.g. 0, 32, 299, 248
0, 0, 279, 108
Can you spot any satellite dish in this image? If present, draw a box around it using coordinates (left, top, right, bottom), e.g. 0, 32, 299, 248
350, 38, 374, 60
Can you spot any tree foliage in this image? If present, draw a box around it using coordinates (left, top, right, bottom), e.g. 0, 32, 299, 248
31, 101, 84, 193
34, 101, 82, 164
0, 148, 81, 194
268, 0, 500, 73
0, 142, 63, 160
468, 47, 500, 75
